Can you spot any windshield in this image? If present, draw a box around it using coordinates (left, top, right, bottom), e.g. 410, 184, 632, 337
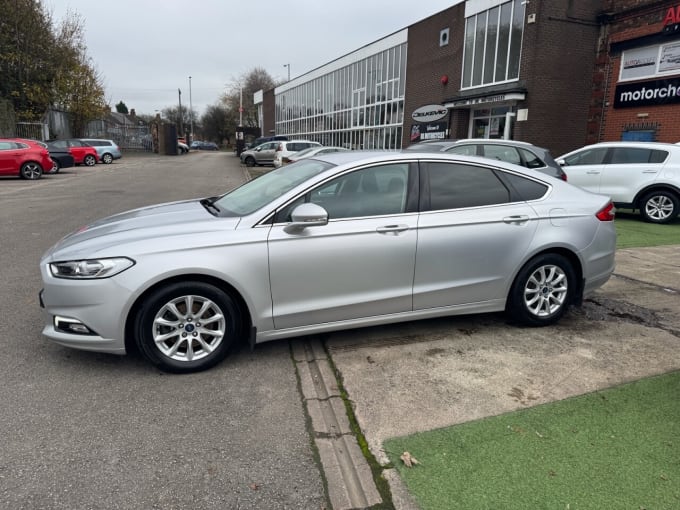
214, 159, 334, 216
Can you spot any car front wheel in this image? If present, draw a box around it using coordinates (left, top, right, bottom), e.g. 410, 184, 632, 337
245, 156, 256, 167
134, 282, 242, 373
640, 191, 679, 224
102, 153, 113, 164
20, 162, 43, 180
51, 160, 60, 174
506, 253, 576, 327
84, 155, 97, 166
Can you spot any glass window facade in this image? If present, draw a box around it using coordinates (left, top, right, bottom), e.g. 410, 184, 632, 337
462, 0, 525, 89
275, 43, 407, 150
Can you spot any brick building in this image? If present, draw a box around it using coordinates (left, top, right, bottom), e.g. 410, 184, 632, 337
255, 0, 680, 156
589, 0, 680, 145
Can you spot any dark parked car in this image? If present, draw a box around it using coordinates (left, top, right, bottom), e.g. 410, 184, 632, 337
193, 141, 219, 151
42, 142, 74, 173
405, 139, 567, 181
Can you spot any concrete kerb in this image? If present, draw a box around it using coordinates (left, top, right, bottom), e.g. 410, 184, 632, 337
292, 339, 383, 509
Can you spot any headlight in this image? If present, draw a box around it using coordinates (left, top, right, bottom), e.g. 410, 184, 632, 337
49, 257, 135, 279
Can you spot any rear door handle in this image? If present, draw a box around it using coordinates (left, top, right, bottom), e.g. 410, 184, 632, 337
503, 215, 529, 224
376, 224, 409, 234
586, 171, 600, 174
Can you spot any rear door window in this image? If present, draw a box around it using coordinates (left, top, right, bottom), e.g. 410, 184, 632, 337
608, 147, 668, 164
424, 162, 510, 211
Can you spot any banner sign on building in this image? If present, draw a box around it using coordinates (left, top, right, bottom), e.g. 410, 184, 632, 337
613, 77, 680, 108
410, 122, 448, 142
411, 104, 449, 123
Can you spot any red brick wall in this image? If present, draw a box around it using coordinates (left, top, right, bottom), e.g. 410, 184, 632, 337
263, 89, 275, 136
515, 0, 603, 155
588, 0, 680, 144
403, 5, 465, 147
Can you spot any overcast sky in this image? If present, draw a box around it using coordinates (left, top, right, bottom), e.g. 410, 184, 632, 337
45, 0, 460, 117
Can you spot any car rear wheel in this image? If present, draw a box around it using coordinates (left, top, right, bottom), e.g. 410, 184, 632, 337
640, 191, 679, 224
102, 153, 113, 164
245, 156, 256, 167
20, 162, 43, 180
84, 154, 97, 166
135, 282, 242, 373
51, 160, 61, 174
506, 253, 576, 327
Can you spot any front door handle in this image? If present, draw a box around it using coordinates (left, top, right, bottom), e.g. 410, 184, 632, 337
376, 224, 409, 234
503, 215, 529, 224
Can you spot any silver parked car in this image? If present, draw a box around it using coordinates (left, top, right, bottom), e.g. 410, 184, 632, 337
80, 138, 123, 164
39, 151, 616, 373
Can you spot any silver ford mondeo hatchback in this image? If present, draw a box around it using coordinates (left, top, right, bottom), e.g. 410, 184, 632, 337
39, 151, 616, 373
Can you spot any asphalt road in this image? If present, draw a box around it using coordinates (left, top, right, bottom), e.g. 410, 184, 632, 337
0, 152, 327, 509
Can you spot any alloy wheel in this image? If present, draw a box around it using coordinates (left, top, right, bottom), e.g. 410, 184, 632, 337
523, 264, 568, 317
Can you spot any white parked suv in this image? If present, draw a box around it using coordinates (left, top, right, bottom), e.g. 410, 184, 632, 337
272, 140, 322, 168
557, 141, 680, 223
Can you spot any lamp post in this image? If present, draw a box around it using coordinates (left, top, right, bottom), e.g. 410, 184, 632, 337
178, 88, 183, 137
177, 89, 184, 136
283, 63, 290, 82
188, 76, 194, 139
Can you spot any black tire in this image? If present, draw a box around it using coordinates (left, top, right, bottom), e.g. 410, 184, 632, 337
639, 190, 679, 224
506, 253, 576, 327
84, 154, 97, 166
51, 160, 61, 174
135, 282, 242, 373
20, 161, 43, 180
245, 156, 256, 167
102, 153, 113, 164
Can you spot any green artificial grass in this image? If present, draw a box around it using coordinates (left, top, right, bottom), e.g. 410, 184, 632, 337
615, 210, 680, 248
385, 371, 680, 510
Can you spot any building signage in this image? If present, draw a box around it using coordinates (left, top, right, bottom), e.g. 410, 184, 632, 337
664, 5, 680, 25
663, 4, 680, 34
614, 77, 680, 108
446, 92, 526, 108
411, 104, 448, 123
410, 122, 448, 142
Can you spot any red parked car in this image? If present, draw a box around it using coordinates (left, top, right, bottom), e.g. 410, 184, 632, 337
0, 138, 53, 179
46, 139, 98, 166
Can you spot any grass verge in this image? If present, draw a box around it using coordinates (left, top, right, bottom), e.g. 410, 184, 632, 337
615, 210, 680, 248
385, 371, 680, 510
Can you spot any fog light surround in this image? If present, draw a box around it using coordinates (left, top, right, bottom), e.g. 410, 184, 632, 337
54, 316, 97, 336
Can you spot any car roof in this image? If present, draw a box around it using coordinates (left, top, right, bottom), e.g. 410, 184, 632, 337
310, 149, 548, 172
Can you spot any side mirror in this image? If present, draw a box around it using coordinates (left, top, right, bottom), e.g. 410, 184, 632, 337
556, 158, 566, 166
284, 203, 329, 233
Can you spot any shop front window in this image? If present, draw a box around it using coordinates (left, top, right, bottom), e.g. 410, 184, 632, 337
471, 107, 510, 139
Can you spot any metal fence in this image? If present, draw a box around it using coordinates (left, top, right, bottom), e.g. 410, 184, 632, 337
85, 119, 151, 150
16, 122, 49, 141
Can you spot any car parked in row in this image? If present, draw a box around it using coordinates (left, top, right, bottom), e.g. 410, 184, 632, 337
275, 146, 350, 167
241, 140, 321, 167
406, 139, 567, 181
192, 141, 219, 151
80, 139, 122, 164
34, 140, 75, 173
557, 141, 680, 223
46, 139, 99, 166
39, 151, 616, 373
0, 138, 53, 179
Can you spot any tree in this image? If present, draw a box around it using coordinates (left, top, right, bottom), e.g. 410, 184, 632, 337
0, 0, 59, 119
0, 2, 107, 128
115, 101, 128, 114
222, 67, 278, 128
161, 105, 199, 137
200, 104, 233, 144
